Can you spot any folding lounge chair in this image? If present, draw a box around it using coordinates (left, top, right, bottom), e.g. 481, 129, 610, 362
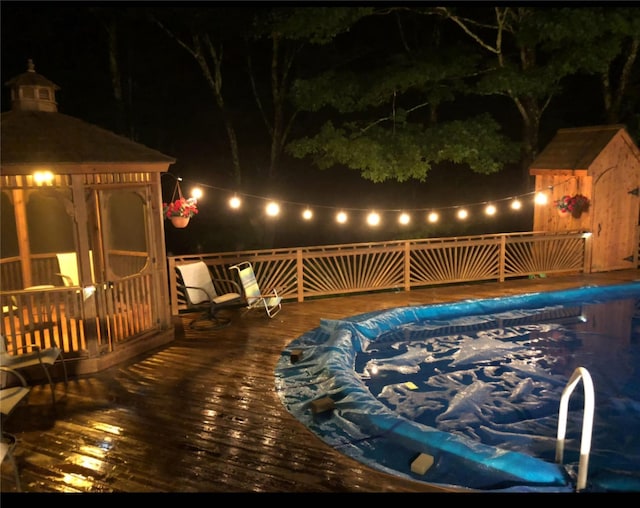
230, 261, 282, 318
175, 261, 244, 329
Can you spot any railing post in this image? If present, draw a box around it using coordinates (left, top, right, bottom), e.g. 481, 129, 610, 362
582, 231, 592, 274
167, 257, 178, 316
404, 241, 411, 292
499, 235, 506, 282
296, 249, 304, 303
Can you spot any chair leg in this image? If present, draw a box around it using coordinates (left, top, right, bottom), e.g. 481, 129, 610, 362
190, 310, 231, 330
42, 364, 57, 406
1, 433, 22, 492
59, 352, 69, 392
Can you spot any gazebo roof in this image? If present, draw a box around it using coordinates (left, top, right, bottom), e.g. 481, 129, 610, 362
1, 60, 175, 173
1, 109, 176, 168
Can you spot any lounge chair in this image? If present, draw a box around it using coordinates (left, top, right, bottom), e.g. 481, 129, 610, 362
175, 261, 244, 329
56, 251, 95, 287
0, 333, 68, 407
1, 366, 31, 491
230, 261, 282, 318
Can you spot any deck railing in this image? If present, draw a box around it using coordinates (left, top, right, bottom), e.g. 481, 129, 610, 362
0, 230, 590, 364
167, 230, 590, 315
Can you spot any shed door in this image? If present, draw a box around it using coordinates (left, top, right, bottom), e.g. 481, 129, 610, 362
590, 163, 639, 272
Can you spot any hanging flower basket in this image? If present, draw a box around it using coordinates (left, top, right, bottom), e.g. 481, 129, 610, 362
170, 216, 190, 228
554, 194, 590, 219
163, 180, 198, 228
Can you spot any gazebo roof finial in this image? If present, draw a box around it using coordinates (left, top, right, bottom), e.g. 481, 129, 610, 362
27, 59, 35, 72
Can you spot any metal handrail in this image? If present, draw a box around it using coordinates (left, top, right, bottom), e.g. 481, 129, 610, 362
555, 366, 595, 492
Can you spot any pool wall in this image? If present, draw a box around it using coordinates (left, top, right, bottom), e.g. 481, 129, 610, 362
275, 282, 640, 492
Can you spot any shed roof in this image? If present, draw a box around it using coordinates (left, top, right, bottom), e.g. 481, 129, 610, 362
1, 110, 176, 167
529, 124, 629, 171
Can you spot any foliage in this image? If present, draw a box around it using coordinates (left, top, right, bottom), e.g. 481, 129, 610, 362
152, 5, 638, 198
163, 198, 199, 219
287, 114, 520, 183
253, 7, 374, 44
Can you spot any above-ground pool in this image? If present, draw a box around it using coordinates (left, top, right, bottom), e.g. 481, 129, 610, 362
275, 282, 640, 493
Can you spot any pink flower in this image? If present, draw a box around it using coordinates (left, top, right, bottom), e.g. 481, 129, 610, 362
162, 198, 198, 219
554, 194, 590, 217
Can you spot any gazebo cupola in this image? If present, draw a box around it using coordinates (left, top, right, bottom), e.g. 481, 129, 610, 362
5, 58, 60, 113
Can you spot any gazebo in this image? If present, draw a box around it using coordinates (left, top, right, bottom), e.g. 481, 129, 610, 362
1, 60, 177, 376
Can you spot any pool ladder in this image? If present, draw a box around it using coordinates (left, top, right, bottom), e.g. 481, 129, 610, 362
555, 366, 595, 492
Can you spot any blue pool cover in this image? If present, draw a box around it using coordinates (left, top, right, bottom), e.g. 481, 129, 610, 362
274, 282, 640, 492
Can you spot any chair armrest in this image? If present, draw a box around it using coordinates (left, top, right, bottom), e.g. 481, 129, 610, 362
0, 366, 28, 387
261, 287, 281, 298
55, 273, 75, 286
11, 342, 44, 352
211, 278, 242, 295
10, 343, 58, 355
177, 284, 213, 307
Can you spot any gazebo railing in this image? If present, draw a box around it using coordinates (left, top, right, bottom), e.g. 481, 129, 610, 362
1, 272, 160, 367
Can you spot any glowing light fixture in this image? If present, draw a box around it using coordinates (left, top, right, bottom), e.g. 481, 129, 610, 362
265, 201, 280, 217
398, 212, 410, 225
535, 192, 548, 205
33, 170, 54, 185
190, 187, 203, 200
427, 211, 439, 223
366, 211, 381, 226
511, 198, 522, 210
229, 195, 241, 209
457, 208, 468, 220
485, 204, 497, 216
336, 211, 348, 224
302, 208, 313, 220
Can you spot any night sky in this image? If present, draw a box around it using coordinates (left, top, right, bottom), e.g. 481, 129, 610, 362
2, 3, 632, 253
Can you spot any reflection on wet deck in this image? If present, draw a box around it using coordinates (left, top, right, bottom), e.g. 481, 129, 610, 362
1, 269, 638, 493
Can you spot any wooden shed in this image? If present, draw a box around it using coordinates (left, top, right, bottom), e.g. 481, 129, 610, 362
1, 60, 177, 375
529, 125, 640, 273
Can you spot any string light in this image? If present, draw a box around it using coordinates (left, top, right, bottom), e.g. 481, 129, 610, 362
367, 211, 381, 226
265, 201, 280, 217
229, 195, 241, 209
535, 191, 549, 205
163, 174, 578, 227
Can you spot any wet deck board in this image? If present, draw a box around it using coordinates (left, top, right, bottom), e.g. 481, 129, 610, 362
2, 270, 638, 493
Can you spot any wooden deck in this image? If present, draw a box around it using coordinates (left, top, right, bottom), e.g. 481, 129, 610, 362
2, 269, 638, 494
